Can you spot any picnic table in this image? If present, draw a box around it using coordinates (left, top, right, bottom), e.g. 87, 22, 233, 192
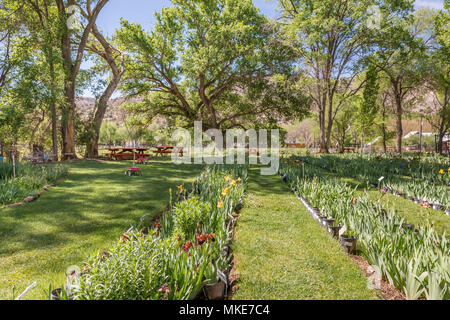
153, 146, 184, 157
106, 147, 150, 161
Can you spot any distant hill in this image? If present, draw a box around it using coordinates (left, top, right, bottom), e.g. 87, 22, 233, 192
76, 96, 141, 124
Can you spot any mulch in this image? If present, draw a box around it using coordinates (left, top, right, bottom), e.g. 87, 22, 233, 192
349, 254, 405, 300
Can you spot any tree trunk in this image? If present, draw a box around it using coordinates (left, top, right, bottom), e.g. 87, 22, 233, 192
319, 106, 329, 153
85, 72, 123, 158
437, 132, 444, 154
48, 56, 59, 162
56, 0, 109, 161
395, 96, 403, 154
62, 91, 77, 160
382, 123, 387, 153
85, 24, 125, 158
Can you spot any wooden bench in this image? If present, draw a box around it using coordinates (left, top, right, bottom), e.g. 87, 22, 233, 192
115, 153, 135, 160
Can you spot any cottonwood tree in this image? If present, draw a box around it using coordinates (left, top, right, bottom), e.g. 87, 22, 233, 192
279, 0, 417, 153
21, 0, 68, 161
422, 4, 449, 154
0, 1, 23, 91
117, 0, 308, 136
0, 1, 26, 156
81, 15, 125, 158
369, 4, 428, 153
0, 25, 12, 90
55, 0, 108, 160
279, 0, 380, 153
332, 97, 358, 153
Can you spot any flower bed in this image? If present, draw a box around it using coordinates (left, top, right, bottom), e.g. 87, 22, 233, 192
0, 162, 68, 206
291, 155, 449, 211
280, 159, 449, 300
59, 165, 247, 300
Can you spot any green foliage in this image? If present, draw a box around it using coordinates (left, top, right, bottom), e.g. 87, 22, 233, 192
360, 63, 380, 136
67, 165, 247, 300
174, 197, 211, 240
0, 162, 68, 205
116, 0, 307, 130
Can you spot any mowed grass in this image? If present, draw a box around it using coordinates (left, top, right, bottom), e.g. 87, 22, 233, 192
232, 168, 378, 300
0, 159, 203, 300
364, 191, 450, 236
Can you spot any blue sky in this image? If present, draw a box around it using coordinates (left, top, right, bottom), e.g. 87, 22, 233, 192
96, 0, 445, 36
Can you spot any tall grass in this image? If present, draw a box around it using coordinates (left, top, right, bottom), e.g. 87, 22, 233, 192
0, 162, 68, 206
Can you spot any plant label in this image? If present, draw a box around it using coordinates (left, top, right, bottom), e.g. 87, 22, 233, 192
339, 225, 347, 236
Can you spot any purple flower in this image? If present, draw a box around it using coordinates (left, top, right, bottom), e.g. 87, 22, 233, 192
157, 284, 169, 293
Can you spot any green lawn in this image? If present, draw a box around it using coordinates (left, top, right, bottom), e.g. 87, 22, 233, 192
0, 159, 203, 300
365, 191, 450, 236
232, 168, 378, 300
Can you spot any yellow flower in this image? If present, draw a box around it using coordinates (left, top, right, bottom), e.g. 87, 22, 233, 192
177, 185, 183, 190
231, 180, 237, 187
448, 167, 450, 173
237, 177, 242, 183
169, 188, 172, 193
222, 188, 229, 196
217, 202, 224, 209
224, 176, 231, 182
440, 169, 444, 175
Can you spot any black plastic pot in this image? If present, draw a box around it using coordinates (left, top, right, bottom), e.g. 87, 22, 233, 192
328, 225, 341, 239
432, 204, 444, 211
402, 223, 414, 231
408, 196, 415, 201
204, 282, 226, 300
324, 218, 335, 227
235, 199, 243, 212
339, 235, 357, 254
51, 288, 62, 300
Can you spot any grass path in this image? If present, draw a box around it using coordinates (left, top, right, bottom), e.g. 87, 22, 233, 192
0, 159, 203, 300
232, 168, 377, 300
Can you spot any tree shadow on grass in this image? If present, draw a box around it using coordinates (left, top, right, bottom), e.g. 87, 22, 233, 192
0, 160, 204, 257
